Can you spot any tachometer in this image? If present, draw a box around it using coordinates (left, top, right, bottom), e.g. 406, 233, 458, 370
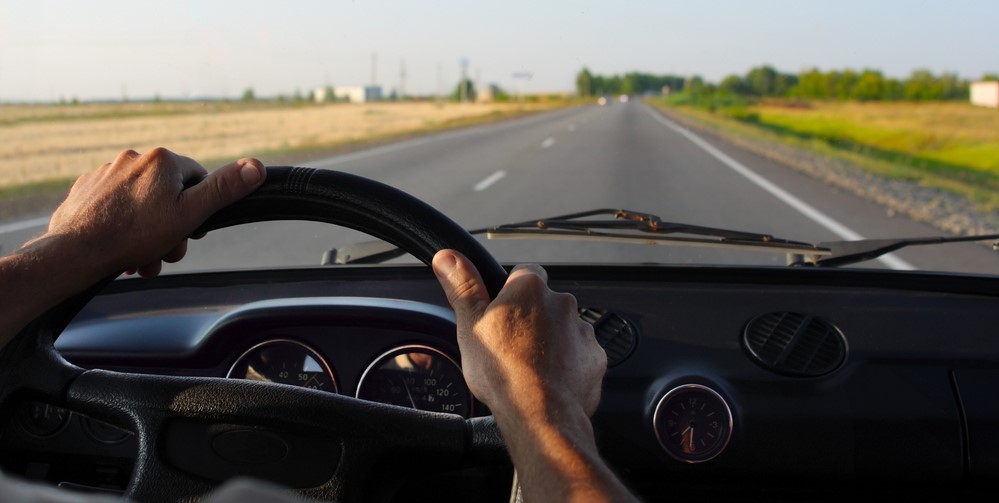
356, 345, 472, 418
227, 339, 337, 393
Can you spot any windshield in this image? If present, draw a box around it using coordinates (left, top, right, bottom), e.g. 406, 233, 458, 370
1, 0, 997, 275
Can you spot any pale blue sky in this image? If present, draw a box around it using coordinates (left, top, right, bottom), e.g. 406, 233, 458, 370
1, 0, 996, 101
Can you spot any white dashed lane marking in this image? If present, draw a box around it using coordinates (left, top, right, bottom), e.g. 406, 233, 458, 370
473, 170, 507, 192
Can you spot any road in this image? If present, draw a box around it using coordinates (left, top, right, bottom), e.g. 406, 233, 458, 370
1, 102, 996, 275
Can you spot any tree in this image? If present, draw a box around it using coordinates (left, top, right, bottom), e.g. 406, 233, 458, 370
904, 69, 940, 101
241, 87, 255, 102
686, 76, 707, 97
850, 70, 884, 101
793, 69, 828, 99
718, 74, 748, 96
576, 68, 593, 97
621, 73, 636, 95
982, 73, 999, 82
746, 65, 778, 96
452, 78, 476, 102
323, 86, 336, 102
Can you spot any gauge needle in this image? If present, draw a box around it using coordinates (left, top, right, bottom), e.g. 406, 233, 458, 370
681, 425, 695, 454
400, 377, 417, 408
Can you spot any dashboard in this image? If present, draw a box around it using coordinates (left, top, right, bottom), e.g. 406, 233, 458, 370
2, 264, 999, 501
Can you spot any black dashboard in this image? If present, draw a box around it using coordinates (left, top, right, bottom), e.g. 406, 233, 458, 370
3, 264, 999, 501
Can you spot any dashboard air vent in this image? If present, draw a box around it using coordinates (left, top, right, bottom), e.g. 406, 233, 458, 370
579, 308, 637, 367
742, 312, 846, 377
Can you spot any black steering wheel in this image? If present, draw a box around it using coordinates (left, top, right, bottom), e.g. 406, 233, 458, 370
0, 167, 510, 501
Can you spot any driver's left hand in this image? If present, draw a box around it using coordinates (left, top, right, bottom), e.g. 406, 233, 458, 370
42, 148, 266, 278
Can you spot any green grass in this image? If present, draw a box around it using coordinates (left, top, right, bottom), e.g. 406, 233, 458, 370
0, 177, 74, 201
654, 98, 999, 210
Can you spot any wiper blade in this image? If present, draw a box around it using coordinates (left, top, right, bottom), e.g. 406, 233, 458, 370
487, 209, 830, 256
812, 234, 999, 268
323, 209, 828, 265
323, 207, 999, 268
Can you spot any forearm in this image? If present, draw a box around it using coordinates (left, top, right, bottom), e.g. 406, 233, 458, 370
495, 390, 639, 503
0, 233, 111, 348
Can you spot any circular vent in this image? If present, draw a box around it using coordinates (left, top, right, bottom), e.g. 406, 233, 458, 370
578, 308, 637, 367
742, 312, 846, 377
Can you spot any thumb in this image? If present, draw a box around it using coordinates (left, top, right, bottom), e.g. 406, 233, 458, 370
183, 158, 266, 218
433, 250, 490, 324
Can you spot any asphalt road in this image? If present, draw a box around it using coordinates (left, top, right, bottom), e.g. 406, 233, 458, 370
2, 102, 996, 275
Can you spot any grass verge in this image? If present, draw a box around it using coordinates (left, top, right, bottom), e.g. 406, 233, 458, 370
651, 98, 999, 211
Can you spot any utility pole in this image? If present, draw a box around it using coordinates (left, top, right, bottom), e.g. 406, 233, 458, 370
436, 63, 443, 104
399, 59, 406, 100
474, 67, 481, 103
459, 57, 469, 103
371, 52, 378, 86
512, 71, 533, 103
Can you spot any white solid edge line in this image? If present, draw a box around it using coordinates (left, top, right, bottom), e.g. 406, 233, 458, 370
0, 216, 50, 235
642, 106, 914, 271
309, 106, 581, 168
473, 170, 507, 192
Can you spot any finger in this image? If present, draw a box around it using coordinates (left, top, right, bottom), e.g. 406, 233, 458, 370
175, 155, 208, 188
162, 240, 188, 263
509, 263, 549, 285
432, 250, 490, 323
180, 158, 266, 225
137, 261, 162, 278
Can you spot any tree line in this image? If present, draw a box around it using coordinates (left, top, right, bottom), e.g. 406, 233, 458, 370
577, 66, 998, 102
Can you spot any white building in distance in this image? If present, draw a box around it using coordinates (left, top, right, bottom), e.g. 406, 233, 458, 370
322, 86, 382, 103
970, 81, 999, 108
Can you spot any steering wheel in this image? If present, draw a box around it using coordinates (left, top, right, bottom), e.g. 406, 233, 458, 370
0, 167, 510, 502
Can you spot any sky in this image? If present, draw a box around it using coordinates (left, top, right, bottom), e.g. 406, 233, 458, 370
0, 0, 996, 102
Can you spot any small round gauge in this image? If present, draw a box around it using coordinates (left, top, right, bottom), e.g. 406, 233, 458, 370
16, 401, 70, 439
356, 345, 472, 418
652, 384, 733, 463
227, 339, 337, 393
81, 416, 131, 444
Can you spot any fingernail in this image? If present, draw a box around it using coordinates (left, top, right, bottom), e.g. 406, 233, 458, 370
432, 251, 457, 278
239, 162, 262, 185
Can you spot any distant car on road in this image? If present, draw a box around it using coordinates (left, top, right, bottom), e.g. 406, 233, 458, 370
619, 94, 629, 103
597, 96, 609, 106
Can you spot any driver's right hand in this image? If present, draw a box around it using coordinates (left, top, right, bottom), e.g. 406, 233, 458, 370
431, 250, 607, 422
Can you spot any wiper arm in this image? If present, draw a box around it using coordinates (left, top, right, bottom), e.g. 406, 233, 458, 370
811, 234, 999, 268
323, 209, 828, 265
323, 207, 999, 268
487, 209, 830, 256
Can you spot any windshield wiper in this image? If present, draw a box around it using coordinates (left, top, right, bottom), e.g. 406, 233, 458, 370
322, 208, 999, 268
810, 234, 999, 268
323, 209, 829, 265
486, 209, 829, 255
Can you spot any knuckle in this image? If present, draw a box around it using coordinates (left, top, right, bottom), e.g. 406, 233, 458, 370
555, 291, 578, 311
114, 149, 139, 163
146, 146, 172, 159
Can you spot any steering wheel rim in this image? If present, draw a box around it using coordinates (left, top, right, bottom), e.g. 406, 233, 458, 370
0, 167, 510, 502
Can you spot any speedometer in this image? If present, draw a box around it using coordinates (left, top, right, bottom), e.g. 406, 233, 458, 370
356, 345, 472, 418
227, 339, 338, 393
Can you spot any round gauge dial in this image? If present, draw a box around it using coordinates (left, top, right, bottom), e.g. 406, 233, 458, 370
652, 384, 733, 463
16, 401, 69, 439
227, 339, 337, 393
356, 345, 472, 418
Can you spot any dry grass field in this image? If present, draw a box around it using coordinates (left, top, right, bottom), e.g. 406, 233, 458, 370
0, 101, 562, 190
